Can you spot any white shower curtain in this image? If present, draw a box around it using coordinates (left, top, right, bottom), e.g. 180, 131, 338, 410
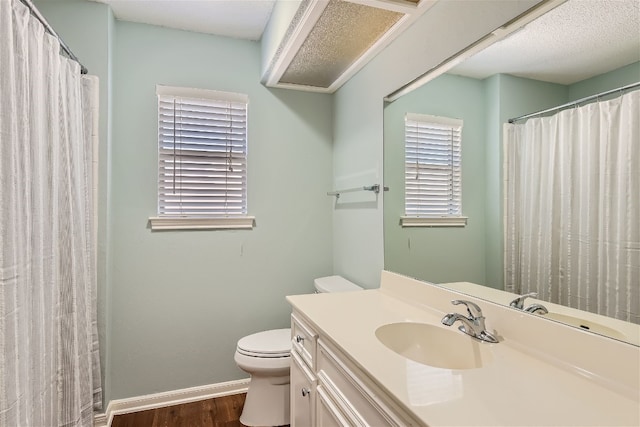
504, 89, 640, 324
0, 1, 102, 426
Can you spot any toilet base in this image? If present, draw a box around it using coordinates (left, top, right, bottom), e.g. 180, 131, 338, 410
240, 374, 290, 426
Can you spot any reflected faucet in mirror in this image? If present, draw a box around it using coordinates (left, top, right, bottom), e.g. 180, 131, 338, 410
509, 292, 549, 314
525, 304, 549, 315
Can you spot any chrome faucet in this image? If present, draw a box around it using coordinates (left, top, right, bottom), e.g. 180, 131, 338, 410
509, 292, 537, 309
510, 292, 549, 314
524, 303, 549, 315
441, 300, 498, 343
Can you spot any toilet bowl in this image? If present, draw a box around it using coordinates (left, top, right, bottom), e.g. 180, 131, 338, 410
234, 275, 362, 427
234, 329, 291, 427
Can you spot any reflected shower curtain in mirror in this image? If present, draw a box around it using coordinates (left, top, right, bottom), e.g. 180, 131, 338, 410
0, 1, 102, 426
504, 90, 640, 324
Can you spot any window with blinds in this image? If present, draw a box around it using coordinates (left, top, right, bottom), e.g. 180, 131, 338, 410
150, 85, 254, 230
402, 113, 467, 227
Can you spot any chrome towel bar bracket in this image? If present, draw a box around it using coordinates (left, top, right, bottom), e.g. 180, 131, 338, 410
327, 184, 389, 199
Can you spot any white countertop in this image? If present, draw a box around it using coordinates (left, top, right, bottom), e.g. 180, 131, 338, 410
286, 273, 640, 427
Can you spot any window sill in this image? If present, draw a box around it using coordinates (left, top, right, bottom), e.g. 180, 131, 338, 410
400, 216, 468, 227
149, 216, 255, 231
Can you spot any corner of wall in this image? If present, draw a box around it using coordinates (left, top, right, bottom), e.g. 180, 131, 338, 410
259, 0, 303, 80
103, 2, 115, 407
482, 74, 503, 289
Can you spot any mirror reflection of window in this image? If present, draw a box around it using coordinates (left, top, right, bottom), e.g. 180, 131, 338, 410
402, 113, 467, 228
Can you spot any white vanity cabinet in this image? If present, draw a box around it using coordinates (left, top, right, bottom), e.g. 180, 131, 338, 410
291, 351, 316, 427
290, 313, 318, 426
316, 339, 416, 426
287, 273, 640, 427
316, 385, 351, 426
291, 310, 418, 427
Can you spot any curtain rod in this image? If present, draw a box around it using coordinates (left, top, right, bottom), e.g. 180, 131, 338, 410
508, 81, 640, 124
19, 0, 88, 74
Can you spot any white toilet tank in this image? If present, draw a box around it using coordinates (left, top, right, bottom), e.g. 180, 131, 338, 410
314, 275, 362, 293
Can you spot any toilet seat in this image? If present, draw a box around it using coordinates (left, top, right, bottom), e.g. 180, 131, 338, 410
234, 276, 363, 426
237, 328, 291, 358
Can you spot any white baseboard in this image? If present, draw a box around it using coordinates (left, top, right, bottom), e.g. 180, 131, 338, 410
93, 412, 108, 427
93, 378, 250, 427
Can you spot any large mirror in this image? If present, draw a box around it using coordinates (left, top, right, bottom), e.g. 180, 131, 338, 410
383, 0, 640, 345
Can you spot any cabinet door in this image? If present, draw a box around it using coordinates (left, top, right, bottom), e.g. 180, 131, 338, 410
291, 352, 316, 427
316, 386, 351, 427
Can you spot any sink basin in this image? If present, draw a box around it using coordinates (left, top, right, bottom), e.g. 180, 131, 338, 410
539, 312, 627, 340
375, 322, 493, 370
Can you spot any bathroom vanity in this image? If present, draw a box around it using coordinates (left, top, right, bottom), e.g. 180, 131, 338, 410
290, 312, 416, 426
286, 271, 640, 426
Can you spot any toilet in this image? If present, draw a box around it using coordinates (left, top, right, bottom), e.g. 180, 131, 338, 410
234, 275, 362, 427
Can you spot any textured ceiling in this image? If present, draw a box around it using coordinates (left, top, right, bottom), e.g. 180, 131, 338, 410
92, 0, 276, 40
450, 0, 640, 85
279, 0, 404, 88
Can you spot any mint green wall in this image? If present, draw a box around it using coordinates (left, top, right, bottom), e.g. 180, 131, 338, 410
35, 3, 334, 402
333, 0, 540, 288
384, 74, 487, 284
483, 75, 501, 288
34, 0, 114, 404
569, 61, 640, 100
496, 74, 568, 128
110, 21, 333, 399
483, 74, 568, 289
382, 72, 569, 289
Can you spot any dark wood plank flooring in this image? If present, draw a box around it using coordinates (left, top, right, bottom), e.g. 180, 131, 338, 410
111, 393, 247, 427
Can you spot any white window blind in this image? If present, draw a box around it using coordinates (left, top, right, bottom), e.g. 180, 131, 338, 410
404, 113, 464, 223
156, 85, 249, 219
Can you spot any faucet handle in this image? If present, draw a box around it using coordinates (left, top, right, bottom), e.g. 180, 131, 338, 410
451, 299, 483, 319
509, 292, 537, 309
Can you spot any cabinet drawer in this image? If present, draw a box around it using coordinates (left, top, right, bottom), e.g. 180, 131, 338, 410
292, 312, 318, 370
291, 351, 316, 427
318, 339, 409, 427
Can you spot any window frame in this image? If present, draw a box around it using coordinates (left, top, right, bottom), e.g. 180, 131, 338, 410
149, 85, 254, 231
401, 113, 467, 227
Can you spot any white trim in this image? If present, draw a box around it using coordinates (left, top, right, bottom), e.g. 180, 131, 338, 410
93, 412, 107, 427
99, 378, 250, 426
267, 81, 334, 93
149, 216, 256, 231
405, 113, 463, 128
347, 0, 418, 15
503, 124, 512, 288
156, 84, 248, 103
400, 216, 468, 227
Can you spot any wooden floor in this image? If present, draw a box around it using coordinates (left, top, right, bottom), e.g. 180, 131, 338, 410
111, 393, 247, 427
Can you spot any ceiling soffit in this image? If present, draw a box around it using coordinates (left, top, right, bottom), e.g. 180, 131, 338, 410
263, 0, 436, 93
279, 1, 403, 88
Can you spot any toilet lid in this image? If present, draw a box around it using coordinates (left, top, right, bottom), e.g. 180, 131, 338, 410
237, 328, 291, 358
